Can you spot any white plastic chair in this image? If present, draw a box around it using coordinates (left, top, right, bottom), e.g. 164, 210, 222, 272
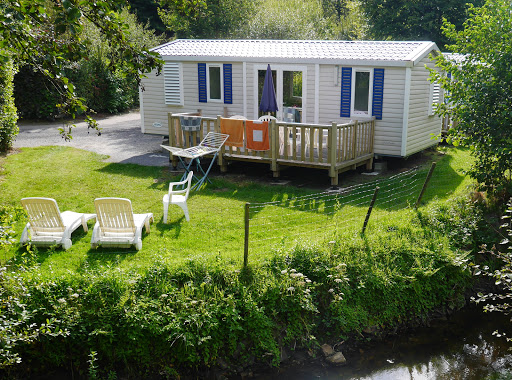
259, 115, 291, 155
163, 171, 193, 223
20, 197, 96, 250
91, 198, 153, 251
258, 115, 276, 122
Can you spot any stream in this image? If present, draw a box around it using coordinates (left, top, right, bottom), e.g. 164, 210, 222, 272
257, 305, 512, 379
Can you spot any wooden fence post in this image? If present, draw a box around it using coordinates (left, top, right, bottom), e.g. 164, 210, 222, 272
362, 186, 379, 235
244, 202, 250, 268
415, 162, 437, 209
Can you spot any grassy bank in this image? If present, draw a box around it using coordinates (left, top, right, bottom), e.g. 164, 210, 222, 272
0, 146, 487, 378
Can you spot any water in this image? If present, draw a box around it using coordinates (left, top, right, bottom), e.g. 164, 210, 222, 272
258, 306, 512, 379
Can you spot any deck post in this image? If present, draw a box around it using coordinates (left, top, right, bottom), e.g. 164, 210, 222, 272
167, 113, 179, 168
271, 119, 280, 178
216, 115, 228, 173
352, 120, 358, 160
366, 118, 375, 170
328, 122, 338, 186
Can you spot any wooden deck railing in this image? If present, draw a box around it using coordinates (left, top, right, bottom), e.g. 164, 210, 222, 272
167, 113, 375, 185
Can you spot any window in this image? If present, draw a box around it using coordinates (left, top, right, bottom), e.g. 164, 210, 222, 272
352, 70, 372, 116
429, 81, 441, 116
207, 64, 223, 102
198, 63, 232, 104
340, 67, 384, 120
163, 63, 183, 105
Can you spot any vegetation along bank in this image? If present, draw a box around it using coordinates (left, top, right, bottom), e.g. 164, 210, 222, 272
0, 145, 504, 379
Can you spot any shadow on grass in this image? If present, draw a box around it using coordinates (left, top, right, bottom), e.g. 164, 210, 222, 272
155, 217, 185, 238
198, 149, 467, 218
81, 249, 138, 272
96, 162, 172, 186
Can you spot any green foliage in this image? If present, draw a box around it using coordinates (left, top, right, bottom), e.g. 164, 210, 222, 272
430, 0, 512, 197
236, 0, 330, 39
0, 205, 24, 252
0, 146, 484, 377
234, 0, 366, 40
13, 66, 62, 120
270, 226, 472, 339
0, 0, 162, 134
0, 219, 473, 377
359, 0, 484, 49
418, 194, 496, 252
321, 0, 368, 40
14, 8, 165, 118
128, 0, 167, 35
471, 198, 512, 314
0, 57, 18, 152
0, 267, 69, 371
158, 0, 255, 38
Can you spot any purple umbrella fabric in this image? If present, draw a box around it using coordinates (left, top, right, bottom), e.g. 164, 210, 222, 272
259, 64, 278, 113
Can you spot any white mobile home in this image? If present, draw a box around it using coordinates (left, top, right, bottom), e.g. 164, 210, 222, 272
141, 39, 443, 158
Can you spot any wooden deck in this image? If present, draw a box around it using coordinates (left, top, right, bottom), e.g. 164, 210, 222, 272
167, 113, 375, 186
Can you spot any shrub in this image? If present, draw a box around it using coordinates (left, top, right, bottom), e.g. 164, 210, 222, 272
13, 66, 62, 120
0, 214, 475, 378
0, 57, 18, 152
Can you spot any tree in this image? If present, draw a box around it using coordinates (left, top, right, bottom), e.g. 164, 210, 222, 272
234, 0, 366, 40
236, 0, 330, 40
430, 0, 512, 196
359, 0, 484, 49
158, 0, 255, 38
128, 0, 167, 35
0, 0, 162, 142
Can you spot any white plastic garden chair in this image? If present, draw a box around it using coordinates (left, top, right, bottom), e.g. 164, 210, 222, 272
91, 198, 153, 251
259, 114, 293, 155
163, 171, 193, 223
20, 197, 96, 250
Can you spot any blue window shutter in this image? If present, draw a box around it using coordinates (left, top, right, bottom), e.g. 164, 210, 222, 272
198, 63, 207, 103
223, 64, 232, 104
372, 68, 385, 120
340, 67, 352, 118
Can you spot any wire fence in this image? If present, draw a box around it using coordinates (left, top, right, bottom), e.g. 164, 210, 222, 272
243, 165, 435, 265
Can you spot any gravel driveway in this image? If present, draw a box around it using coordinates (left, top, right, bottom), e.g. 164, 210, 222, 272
13, 111, 170, 166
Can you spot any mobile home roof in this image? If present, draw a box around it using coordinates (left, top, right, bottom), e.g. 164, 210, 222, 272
152, 39, 439, 67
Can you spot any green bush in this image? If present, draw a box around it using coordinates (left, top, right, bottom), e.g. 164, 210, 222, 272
0, 57, 18, 152
0, 212, 475, 378
12, 8, 164, 119
13, 66, 62, 120
66, 57, 139, 114
418, 194, 498, 252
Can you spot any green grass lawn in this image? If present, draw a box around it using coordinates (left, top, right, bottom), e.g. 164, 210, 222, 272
0, 144, 480, 377
0, 145, 474, 275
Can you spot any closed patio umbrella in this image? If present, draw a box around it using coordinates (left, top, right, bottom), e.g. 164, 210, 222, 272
259, 64, 278, 114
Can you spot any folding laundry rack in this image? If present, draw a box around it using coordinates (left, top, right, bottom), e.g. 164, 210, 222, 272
161, 132, 229, 190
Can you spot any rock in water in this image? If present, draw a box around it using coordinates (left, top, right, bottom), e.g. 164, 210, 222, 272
321, 344, 335, 357
326, 352, 346, 366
